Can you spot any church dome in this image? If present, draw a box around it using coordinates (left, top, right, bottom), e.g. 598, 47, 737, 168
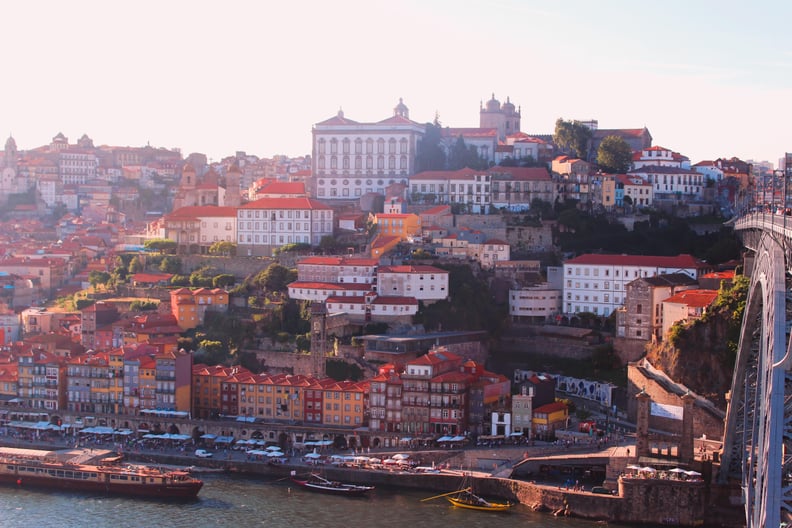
502, 96, 515, 112
486, 93, 500, 112
393, 97, 409, 118
5, 135, 16, 152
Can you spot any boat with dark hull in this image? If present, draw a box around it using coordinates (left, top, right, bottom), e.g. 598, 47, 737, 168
291, 472, 374, 496
0, 447, 203, 499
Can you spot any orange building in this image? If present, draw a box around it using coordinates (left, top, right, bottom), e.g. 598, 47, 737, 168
374, 213, 421, 240
170, 288, 229, 330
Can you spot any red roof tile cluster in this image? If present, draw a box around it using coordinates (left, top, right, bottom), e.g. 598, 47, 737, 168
664, 289, 719, 308
565, 253, 706, 269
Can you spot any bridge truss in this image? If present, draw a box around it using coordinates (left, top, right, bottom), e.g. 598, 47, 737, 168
721, 225, 792, 527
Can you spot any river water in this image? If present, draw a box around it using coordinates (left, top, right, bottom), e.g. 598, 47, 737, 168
0, 472, 655, 528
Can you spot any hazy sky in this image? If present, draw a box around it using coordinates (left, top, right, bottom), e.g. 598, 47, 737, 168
2, 1, 789, 165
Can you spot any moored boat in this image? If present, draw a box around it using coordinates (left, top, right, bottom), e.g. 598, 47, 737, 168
0, 447, 203, 499
291, 472, 374, 496
422, 486, 513, 512
446, 489, 513, 512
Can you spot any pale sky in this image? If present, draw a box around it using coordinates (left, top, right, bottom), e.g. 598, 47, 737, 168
1, 0, 789, 166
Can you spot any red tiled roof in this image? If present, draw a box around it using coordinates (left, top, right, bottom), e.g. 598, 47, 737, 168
376, 115, 420, 126
315, 112, 360, 126
256, 182, 306, 195
240, 197, 331, 210
664, 289, 719, 308
565, 253, 706, 268
534, 401, 568, 414
167, 206, 237, 219
378, 265, 448, 274
288, 281, 373, 291
421, 205, 451, 215
441, 128, 498, 138
299, 256, 378, 267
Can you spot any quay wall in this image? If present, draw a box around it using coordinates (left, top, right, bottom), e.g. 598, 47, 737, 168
124, 452, 728, 527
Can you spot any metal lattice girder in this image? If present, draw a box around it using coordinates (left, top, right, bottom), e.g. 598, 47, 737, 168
721, 228, 789, 528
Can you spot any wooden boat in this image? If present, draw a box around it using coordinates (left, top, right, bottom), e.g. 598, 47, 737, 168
0, 447, 202, 499
422, 486, 512, 512
291, 472, 374, 496
446, 489, 513, 512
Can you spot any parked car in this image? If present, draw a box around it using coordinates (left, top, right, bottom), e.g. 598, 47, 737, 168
195, 449, 213, 458
591, 486, 613, 495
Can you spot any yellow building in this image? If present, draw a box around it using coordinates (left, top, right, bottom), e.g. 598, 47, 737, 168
370, 234, 401, 259
320, 380, 368, 428
374, 213, 421, 240
532, 401, 569, 441
170, 288, 229, 331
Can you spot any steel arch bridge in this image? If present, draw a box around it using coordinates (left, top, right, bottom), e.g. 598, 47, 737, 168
721, 213, 792, 528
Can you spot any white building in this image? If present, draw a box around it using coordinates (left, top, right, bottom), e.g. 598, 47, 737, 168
509, 285, 563, 321
326, 293, 418, 319
628, 166, 705, 202
376, 265, 449, 302
287, 281, 373, 302
616, 174, 654, 207
237, 197, 333, 257
59, 149, 97, 185
162, 206, 237, 253
311, 99, 422, 200
296, 256, 379, 285
631, 146, 690, 170
410, 166, 553, 212
469, 239, 511, 269
563, 253, 711, 317
691, 160, 724, 183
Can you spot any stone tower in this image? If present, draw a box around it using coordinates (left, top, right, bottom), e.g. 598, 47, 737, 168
4, 135, 18, 168
479, 93, 521, 141
224, 162, 242, 207
393, 98, 409, 119
310, 302, 327, 378
635, 388, 651, 459
680, 391, 696, 464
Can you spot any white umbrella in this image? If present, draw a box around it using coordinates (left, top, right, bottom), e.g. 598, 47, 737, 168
668, 468, 686, 473
393, 453, 410, 460
685, 470, 701, 476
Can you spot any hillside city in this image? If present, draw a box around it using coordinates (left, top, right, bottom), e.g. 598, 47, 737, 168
0, 95, 781, 448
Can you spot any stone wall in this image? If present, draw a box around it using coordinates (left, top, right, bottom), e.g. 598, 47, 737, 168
499, 335, 595, 361
613, 336, 649, 365
627, 362, 725, 440
179, 255, 273, 279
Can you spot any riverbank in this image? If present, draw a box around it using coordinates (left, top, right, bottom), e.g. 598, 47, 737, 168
0, 437, 742, 527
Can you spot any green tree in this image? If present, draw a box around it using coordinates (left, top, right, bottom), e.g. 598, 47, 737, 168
212, 274, 235, 288
196, 340, 227, 366
128, 256, 143, 274
319, 236, 339, 254
415, 121, 447, 171
88, 270, 111, 290
597, 135, 633, 173
208, 241, 237, 256
255, 263, 295, 292
159, 256, 182, 274
553, 118, 593, 159
143, 238, 178, 254
448, 136, 485, 170
129, 300, 158, 311
170, 274, 190, 286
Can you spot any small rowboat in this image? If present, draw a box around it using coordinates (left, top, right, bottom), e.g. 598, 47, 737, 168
446, 490, 513, 512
